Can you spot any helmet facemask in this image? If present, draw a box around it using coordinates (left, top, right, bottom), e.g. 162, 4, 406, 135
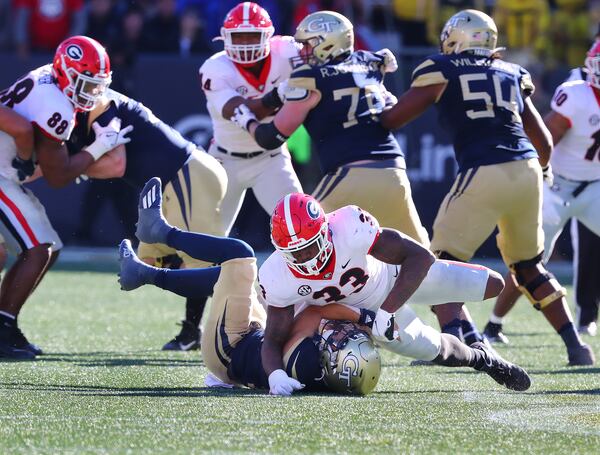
60, 55, 111, 111
586, 52, 600, 89
222, 27, 274, 64
272, 221, 332, 276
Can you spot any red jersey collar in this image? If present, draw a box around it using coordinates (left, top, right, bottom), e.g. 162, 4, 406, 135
233, 54, 272, 93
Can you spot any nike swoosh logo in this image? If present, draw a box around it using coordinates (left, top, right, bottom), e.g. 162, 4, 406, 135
271, 77, 280, 84
341, 259, 351, 269
178, 340, 197, 351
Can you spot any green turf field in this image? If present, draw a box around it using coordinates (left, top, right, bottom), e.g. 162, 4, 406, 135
1, 270, 599, 454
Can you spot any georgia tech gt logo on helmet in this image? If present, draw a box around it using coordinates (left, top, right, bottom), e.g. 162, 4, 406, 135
307, 16, 339, 33
306, 200, 321, 220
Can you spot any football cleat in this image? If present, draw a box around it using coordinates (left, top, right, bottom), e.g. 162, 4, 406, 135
577, 322, 597, 337
567, 343, 595, 366
12, 326, 43, 355
162, 320, 201, 351
0, 322, 36, 360
135, 177, 173, 245
483, 321, 510, 344
471, 341, 531, 391
118, 239, 151, 291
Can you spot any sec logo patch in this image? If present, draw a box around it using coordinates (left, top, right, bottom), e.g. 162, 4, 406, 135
298, 285, 312, 296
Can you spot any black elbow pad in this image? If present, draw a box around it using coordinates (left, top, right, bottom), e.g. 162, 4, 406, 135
254, 122, 289, 150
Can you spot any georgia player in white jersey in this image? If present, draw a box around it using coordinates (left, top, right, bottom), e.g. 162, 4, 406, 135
0, 35, 130, 359
199, 2, 302, 234
258, 193, 532, 395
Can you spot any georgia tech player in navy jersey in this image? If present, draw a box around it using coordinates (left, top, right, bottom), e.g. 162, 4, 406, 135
231, 10, 429, 246
66, 89, 227, 352
380, 9, 594, 365
117, 178, 382, 396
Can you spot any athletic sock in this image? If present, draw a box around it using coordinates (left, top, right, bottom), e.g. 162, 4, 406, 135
185, 296, 208, 327
461, 319, 484, 345
441, 318, 463, 340
153, 267, 221, 298
166, 229, 254, 264
489, 313, 504, 324
0, 311, 16, 327
558, 322, 583, 349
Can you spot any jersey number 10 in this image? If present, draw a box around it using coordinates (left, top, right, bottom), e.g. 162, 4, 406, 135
459, 73, 520, 122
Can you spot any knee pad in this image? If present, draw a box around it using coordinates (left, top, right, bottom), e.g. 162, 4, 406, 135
510, 256, 566, 310
434, 251, 465, 262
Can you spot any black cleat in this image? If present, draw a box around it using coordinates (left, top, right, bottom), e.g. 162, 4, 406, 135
483, 321, 510, 344
136, 177, 173, 244
471, 341, 531, 391
0, 322, 36, 360
567, 344, 595, 366
162, 320, 201, 351
12, 326, 43, 355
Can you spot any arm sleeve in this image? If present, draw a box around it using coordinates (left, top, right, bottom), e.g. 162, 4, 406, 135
199, 63, 240, 117
331, 205, 382, 255
411, 56, 447, 88
258, 262, 295, 308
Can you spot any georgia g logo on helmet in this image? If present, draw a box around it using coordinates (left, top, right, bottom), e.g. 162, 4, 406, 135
66, 44, 83, 61
306, 200, 321, 220
307, 16, 339, 33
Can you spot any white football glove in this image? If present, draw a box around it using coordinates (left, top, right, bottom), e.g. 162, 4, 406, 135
231, 104, 258, 131
85, 118, 133, 161
376, 48, 398, 73
75, 174, 89, 184
372, 308, 398, 342
542, 164, 554, 187
276, 80, 289, 103
268, 369, 305, 396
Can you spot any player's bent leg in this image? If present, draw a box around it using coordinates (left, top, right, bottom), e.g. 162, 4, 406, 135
510, 256, 595, 365
202, 257, 263, 385
484, 272, 521, 344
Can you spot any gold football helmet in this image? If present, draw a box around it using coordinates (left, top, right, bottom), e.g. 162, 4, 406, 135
440, 9, 498, 56
319, 320, 381, 395
294, 11, 354, 65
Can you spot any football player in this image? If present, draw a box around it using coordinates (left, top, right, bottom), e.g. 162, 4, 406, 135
66, 88, 228, 352
231, 10, 429, 246
258, 193, 531, 395
199, 2, 303, 235
379, 9, 594, 365
118, 178, 381, 396
485, 40, 600, 342
0, 35, 129, 359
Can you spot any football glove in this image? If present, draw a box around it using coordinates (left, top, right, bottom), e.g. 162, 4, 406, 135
11, 156, 35, 182
85, 118, 133, 161
372, 308, 398, 341
375, 48, 398, 73
268, 369, 305, 396
358, 308, 376, 328
231, 104, 258, 131
542, 164, 553, 187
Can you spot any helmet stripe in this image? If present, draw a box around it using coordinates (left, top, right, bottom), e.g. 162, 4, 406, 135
283, 194, 298, 241
243, 2, 250, 25
86, 37, 106, 74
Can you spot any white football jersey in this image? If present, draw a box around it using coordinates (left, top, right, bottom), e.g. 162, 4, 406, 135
259, 205, 398, 312
0, 64, 75, 181
550, 80, 600, 181
199, 36, 299, 153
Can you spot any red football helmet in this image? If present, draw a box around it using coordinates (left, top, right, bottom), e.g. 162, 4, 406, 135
52, 35, 112, 111
220, 2, 275, 64
586, 40, 600, 89
270, 193, 333, 276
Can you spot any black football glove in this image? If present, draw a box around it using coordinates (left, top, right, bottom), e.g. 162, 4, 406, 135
358, 308, 376, 329
11, 156, 35, 182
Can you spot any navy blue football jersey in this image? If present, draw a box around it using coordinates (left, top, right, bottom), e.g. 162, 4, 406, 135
287, 51, 403, 174
67, 90, 192, 189
411, 53, 538, 172
228, 329, 325, 391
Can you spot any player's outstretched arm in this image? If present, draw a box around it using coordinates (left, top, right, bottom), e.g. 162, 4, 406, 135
85, 145, 127, 179
543, 110, 570, 147
371, 228, 435, 315
0, 105, 33, 161
221, 94, 280, 121
379, 84, 443, 130
522, 98, 553, 167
